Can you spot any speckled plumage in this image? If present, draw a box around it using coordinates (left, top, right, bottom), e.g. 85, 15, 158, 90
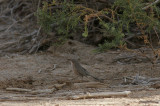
70, 59, 103, 82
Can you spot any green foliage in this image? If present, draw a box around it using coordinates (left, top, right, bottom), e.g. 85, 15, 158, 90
36, 2, 54, 33
36, 0, 160, 51
97, 21, 125, 51
53, 1, 81, 35
113, 0, 160, 33
97, 0, 160, 51
36, 1, 82, 35
82, 22, 88, 37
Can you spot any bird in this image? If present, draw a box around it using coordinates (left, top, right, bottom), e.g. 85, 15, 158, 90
69, 59, 103, 82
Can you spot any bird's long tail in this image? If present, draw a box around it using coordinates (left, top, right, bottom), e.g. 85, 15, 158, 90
89, 74, 104, 83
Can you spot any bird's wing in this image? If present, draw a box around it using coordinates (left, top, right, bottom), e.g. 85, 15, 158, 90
79, 65, 90, 76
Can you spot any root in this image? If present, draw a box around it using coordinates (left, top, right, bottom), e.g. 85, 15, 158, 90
0, 0, 45, 55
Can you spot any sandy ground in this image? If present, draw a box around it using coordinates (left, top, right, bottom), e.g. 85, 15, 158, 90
0, 40, 160, 105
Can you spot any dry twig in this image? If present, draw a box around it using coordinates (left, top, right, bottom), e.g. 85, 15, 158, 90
69, 91, 131, 99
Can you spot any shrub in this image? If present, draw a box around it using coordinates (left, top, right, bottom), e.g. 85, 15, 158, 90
36, 0, 160, 51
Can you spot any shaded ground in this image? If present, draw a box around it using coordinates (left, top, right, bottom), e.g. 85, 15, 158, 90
0, 40, 160, 105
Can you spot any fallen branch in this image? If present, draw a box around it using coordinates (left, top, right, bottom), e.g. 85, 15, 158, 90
6, 88, 32, 92
73, 81, 107, 88
69, 91, 131, 99
6, 87, 57, 95
30, 88, 56, 95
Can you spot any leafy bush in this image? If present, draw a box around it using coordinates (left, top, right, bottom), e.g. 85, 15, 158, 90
37, 1, 82, 35
36, 0, 160, 51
